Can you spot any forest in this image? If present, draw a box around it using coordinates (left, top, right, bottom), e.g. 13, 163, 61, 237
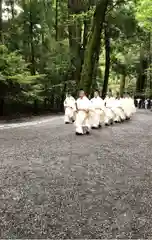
0, 0, 151, 116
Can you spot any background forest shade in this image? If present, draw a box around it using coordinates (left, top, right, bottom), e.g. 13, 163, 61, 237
0, 0, 152, 116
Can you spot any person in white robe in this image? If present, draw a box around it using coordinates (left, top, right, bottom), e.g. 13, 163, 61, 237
129, 95, 136, 115
144, 99, 148, 109
90, 90, 105, 129
113, 94, 126, 122
120, 94, 135, 119
64, 93, 76, 124
120, 96, 129, 119
75, 90, 92, 135
136, 98, 141, 108
104, 93, 116, 126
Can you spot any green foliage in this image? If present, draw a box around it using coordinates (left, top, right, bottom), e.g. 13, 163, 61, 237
136, 0, 152, 31
0, 44, 42, 101
0, 45, 29, 79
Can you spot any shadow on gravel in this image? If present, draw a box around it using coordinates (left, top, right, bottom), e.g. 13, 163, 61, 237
0, 112, 63, 124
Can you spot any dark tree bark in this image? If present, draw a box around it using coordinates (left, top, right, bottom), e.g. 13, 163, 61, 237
0, 98, 4, 116
119, 72, 126, 97
68, 0, 92, 89
0, 0, 3, 43
0, 0, 4, 115
29, 0, 36, 75
68, 0, 88, 13
136, 48, 147, 94
102, 24, 111, 98
148, 32, 152, 91
76, 18, 90, 88
55, 0, 59, 40
68, 4, 82, 84
80, 0, 109, 95
33, 100, 38, 114
10, 0, 15, 19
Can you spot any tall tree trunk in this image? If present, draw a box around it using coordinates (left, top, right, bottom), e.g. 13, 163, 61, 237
148, 32, 152, 92
60, 79, 67, 111
0, 0, 3, 43
82, 19, 89, 51
102, 24, 110, 98
40, 31, 46, 72
76, 18, 90, 90
74, 20, 82, 82
91, 61, 99, 96
136, 49, 147, 94
80, 0, 109, 94
10, 0, 15, 19
68, 1, 91, 89
0, 98, 4, 116
120, 73, 126, 97
55, 0, 58, 40
68, 7, 82, 84
29, 1, 36, 75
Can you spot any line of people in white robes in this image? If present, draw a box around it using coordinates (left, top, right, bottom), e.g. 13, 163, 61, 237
64, 90, 136, 135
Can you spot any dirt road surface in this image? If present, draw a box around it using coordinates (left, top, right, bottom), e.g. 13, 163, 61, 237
0, 110, 152, 239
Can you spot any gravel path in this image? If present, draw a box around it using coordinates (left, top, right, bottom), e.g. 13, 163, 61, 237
0, 110, 152, 239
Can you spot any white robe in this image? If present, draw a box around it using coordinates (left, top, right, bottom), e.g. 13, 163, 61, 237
64, 96, 76, 123
75, 96, 92, 134
120, 97, 133, 118
145, 100, 148, 109
90, 96, 105, 127
112, 99, 126, 121
137, 98, 140, 105
129, 97, 136, 114
104, 97, 116, 124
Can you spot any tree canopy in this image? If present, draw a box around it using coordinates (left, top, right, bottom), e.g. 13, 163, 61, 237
0, 0, 151, 116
